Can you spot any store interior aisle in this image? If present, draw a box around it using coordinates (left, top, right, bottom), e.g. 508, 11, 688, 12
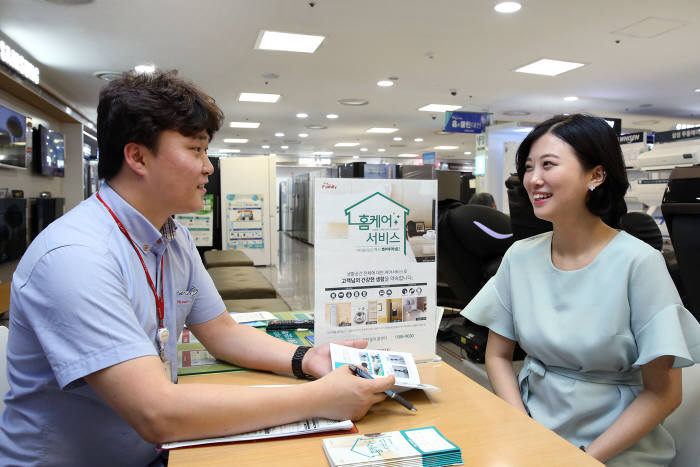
258, 232, 314, 312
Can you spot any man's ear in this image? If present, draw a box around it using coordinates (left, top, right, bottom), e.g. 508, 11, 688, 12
123, 142, 149, 176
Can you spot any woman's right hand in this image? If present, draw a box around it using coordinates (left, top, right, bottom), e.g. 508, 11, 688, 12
309, 365, 395, 421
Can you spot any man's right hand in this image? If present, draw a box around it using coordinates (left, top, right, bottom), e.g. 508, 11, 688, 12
309, 365, 396, 421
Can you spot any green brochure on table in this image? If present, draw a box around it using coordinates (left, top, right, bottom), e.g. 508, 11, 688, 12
177, 311, 314, 376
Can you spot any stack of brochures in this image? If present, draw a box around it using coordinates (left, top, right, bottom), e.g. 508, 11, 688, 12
322, 426, 463, 467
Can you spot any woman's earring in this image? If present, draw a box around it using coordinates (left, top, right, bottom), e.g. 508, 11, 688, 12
588, 183, 596, 191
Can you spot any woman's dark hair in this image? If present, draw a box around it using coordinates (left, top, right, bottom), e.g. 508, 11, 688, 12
97, 70, 224, 180
515, 114, 629, 224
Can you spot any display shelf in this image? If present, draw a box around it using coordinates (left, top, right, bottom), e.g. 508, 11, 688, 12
0, 68, 80, 124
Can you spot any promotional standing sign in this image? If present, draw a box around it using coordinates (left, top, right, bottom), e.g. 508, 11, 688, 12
175, 193, 214, 247
314, 178, 437, 358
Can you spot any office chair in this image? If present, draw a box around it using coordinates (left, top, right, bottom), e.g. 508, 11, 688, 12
437, 203, 514, 309
661, 166, 700, 322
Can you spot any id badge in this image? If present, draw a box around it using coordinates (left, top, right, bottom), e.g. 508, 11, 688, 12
162, 359, 173, 381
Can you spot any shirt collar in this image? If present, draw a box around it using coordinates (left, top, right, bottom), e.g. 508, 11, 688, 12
97, 182, 178, 255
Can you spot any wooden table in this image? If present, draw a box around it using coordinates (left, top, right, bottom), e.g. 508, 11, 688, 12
169, 362, 601, 466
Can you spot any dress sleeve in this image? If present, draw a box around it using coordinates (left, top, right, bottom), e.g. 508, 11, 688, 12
630, 250, 700, 368
460, 248, 516, 341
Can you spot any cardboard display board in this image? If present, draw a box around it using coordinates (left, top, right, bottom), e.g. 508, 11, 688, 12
313, 178, 437, 358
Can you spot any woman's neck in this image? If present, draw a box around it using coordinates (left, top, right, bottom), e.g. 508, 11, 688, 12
550, 212, 618, 270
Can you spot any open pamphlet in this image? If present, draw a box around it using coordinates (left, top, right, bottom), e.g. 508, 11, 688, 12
329, 344, 439, 392
161, 417, 354, 450
322, 426, 463, 467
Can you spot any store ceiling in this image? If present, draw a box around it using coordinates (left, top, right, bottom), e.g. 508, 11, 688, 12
1, 0, 699, 164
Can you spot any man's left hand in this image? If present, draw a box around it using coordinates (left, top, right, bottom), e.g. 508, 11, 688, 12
302, 339, 368, 378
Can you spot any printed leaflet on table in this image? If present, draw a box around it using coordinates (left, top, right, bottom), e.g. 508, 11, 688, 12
322, 426, 463, 467
161, 417, 354, 450
313, 178, 437, 359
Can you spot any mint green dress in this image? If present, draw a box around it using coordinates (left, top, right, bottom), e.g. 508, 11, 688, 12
461, 231, 700, 466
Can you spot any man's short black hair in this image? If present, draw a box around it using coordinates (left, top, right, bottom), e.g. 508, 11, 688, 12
515, 114, 629, 223
97, 70, 224, 180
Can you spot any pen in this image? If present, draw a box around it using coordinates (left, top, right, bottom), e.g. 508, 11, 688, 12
348, 364, 417, 412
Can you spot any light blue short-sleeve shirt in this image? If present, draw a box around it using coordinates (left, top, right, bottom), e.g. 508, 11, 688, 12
0, 183, 226, 467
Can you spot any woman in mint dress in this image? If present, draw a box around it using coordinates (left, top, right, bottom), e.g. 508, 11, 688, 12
462, 114, 699, 465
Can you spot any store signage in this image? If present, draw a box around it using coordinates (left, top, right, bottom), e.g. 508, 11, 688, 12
602, 117, 622, 135
0, 40, 40, 85
476, 133, 487, 152
444, 112, 488, 134
619, 131, 645, 145
474, 154, 487, 176
314, 178, 438, 358
653, 127, 700, 144
421, 152, 436, 165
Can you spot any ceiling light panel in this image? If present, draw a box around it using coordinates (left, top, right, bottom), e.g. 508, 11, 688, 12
224, 138, 248, 143
335, 142, 360, 147
134, 64, 155, 74
398, 154, 419, 158
418, 104, 462, 112
239, 92, 280, 103
255, 30, 325, 53
434, 145, 458, 150
514, 59, 584, 76
219, 149, 241, 153
326, 114, 339, 119
296, 113, 308, 118
494, 2, 522, 14
366, 128, 399, 133
229, 121, 261, 128
377, 80, 394, 87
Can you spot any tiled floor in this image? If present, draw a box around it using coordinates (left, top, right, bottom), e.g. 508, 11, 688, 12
258, 232, 315, 311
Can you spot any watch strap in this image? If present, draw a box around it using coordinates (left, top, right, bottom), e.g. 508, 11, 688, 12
292, 346, 311, 379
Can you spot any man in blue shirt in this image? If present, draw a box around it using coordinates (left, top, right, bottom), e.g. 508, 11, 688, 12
0, 70, 394, 466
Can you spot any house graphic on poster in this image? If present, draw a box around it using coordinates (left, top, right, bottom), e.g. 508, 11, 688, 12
344, 192, 409, 255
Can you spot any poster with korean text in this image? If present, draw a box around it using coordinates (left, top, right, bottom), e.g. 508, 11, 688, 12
226, 194, 264, 249
314, 178, 437, 359
175, 193, 214, 247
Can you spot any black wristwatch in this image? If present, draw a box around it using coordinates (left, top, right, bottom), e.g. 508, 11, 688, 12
291, 346, 312, 379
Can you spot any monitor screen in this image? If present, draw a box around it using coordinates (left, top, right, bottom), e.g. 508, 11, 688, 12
0, 103, 29, 169
33, 125, 65, 177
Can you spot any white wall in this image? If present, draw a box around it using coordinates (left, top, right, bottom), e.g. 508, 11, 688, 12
219, 156, 278, 266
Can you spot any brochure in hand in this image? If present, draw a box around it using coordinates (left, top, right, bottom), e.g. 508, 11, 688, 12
322, 426, 463, 467
329, 344, 439, 392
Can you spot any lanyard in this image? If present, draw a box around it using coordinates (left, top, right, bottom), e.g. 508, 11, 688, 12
96, 192, 165, 328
